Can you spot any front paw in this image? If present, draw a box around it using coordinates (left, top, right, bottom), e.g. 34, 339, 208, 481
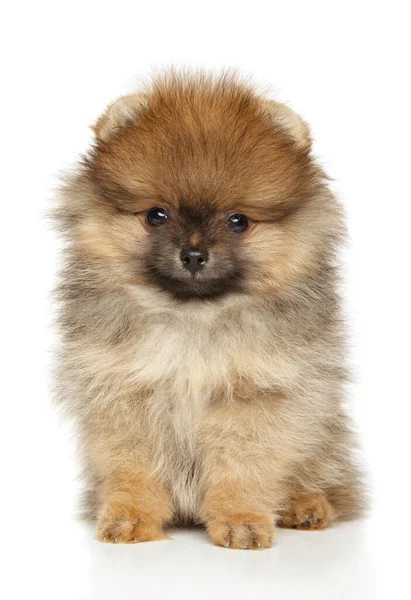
206, 512, 275, 549
96, 507, 167, 544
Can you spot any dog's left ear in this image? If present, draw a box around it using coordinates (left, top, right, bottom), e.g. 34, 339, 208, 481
262, 100, 311, 149
92, 94, 148, 141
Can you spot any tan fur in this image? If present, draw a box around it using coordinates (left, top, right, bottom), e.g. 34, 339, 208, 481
95, 469, 172, 543
277, 492, 336, 530
53, 72, 366, 549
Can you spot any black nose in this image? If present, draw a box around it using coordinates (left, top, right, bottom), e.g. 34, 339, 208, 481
180, 248, 209, 274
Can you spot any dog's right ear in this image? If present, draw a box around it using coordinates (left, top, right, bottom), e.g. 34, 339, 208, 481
92, 94, 147, 142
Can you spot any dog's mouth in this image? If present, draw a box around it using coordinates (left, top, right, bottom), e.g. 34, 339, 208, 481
144, 269, 244, 300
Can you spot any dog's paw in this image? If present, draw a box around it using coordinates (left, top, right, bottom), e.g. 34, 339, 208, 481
96, 508, 166, 544
277, 492, 335, 530
207, 512, 275, 549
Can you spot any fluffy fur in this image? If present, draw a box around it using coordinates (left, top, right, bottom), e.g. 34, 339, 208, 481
53, 72, 365, 549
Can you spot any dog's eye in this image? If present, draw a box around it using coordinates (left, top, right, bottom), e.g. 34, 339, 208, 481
227, 213, 248, 232
147, 207, 168, 227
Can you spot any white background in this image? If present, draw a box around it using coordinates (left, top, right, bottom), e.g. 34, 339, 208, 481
2, 1, 410, 598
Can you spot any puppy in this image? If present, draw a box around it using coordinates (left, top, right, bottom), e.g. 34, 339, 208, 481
53, 72, 365, 549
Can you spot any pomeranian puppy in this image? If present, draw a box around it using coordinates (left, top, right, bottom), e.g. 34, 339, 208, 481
54, 72, 365, 549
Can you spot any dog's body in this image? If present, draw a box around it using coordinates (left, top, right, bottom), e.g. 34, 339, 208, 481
54, 73, 365, 548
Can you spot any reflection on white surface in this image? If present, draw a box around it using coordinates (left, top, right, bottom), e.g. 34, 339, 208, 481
86, 523, 373, 599
85, 522, 377, 600
17, 515, 388, 600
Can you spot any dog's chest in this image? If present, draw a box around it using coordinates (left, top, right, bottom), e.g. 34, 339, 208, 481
134, 304, 237, 395
129, 300, 284, 518
131, 305, 238, 517
139, 308, 234, 440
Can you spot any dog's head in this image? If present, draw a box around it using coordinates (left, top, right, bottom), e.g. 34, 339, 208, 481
71, 74, 341, 301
